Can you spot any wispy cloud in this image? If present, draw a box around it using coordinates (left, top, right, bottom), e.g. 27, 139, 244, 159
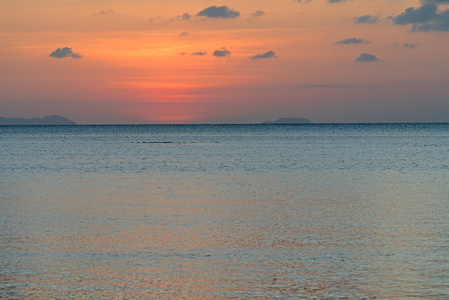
179, 32, 190, 37
49, 47, 82, 59
250, 51, 277, 60
176, 13, 191, 21
197, 6, 239, 19
96, 9, 114, 15
251, 10, 265, 17
167, 13, 192, 22
403, 43, 418, 49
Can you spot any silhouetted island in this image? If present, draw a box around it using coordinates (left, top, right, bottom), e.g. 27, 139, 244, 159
262, 117, 313, 124
0, 115, 77, 125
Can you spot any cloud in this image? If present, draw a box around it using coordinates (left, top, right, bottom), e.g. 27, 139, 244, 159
167, 13, 192, 22
250, 50, 277, 60
403, 43, 418, 49
412, 17, 449, 30
49, 47, 82, 59
96, 9, 114, 15
251, 10, 265, 17
301, 84, 355, 89
353, 14, 381, 24
421, 0, 449, 4
412, 9, 449, 31
335, 38, 371, 44
213, 47, 231, 57
392, 4, 437, 24
392, 2, 449, 31
355, 53, 381, 62
179, 32, 190, 37
176, 13, 191, 21
191, 51, 207, 56
197, 6, 239, 19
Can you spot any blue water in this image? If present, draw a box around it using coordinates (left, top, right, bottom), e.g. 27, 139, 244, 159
1, 124, 448, 299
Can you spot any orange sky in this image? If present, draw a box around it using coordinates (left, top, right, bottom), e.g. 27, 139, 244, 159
1, 0, 448, 123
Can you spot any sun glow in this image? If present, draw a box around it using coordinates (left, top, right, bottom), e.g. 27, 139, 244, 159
2, 0, 449, 123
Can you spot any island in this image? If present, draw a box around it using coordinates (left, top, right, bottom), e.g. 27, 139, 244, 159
262, 117, 313, 124
0, 115, 77, 125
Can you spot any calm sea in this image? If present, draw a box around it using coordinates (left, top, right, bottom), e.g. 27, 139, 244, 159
1, 124, 448, 299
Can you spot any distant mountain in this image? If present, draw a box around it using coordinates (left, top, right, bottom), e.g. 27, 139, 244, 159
262, 117, 313, 124
0, 115, 77, 125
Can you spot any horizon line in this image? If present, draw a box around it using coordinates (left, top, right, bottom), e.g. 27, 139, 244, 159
2, 122, 449, 126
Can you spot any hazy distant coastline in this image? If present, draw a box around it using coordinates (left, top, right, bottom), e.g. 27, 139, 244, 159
262, 117, 313, 124
0, 115, 77, 125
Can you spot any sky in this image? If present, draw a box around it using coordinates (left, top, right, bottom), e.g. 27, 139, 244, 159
1, 0, 449, 124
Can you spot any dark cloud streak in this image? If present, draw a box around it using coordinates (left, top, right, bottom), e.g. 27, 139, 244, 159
335, 38, 371, 44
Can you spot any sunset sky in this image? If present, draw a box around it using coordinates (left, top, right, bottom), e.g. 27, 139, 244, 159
1, 0, 449, 124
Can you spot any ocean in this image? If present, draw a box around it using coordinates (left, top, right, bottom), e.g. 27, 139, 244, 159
1, 124, 448, 299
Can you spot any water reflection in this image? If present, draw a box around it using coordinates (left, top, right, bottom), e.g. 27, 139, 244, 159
2, 169, 448, 299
